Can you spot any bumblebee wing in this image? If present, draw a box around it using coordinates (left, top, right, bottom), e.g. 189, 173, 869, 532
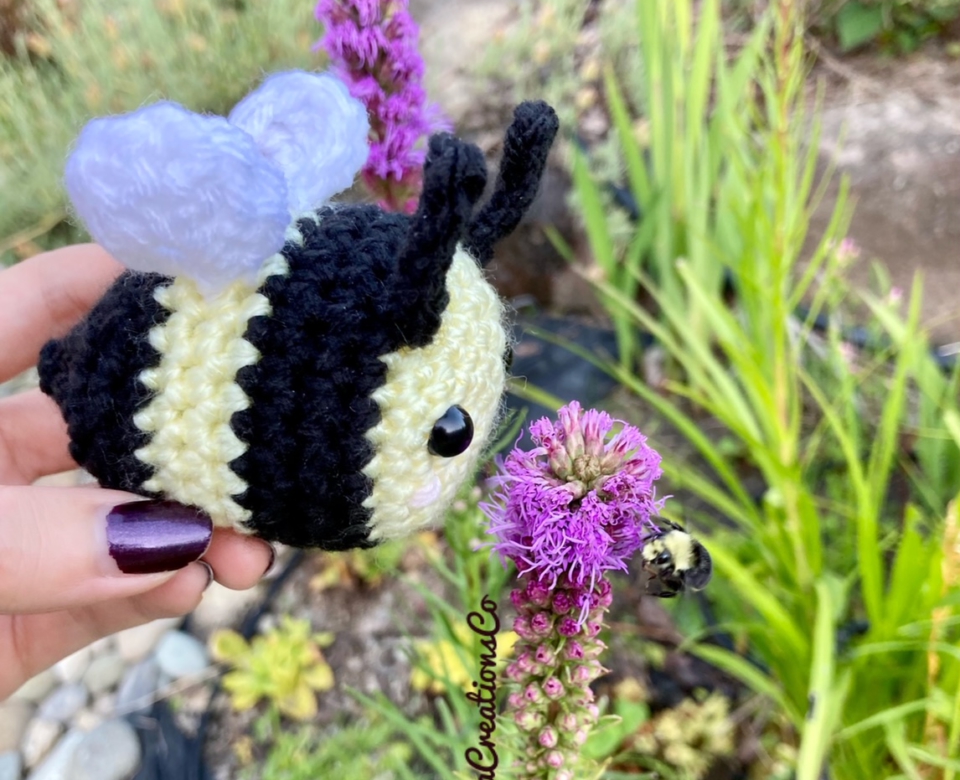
686, 543, 713, 590
228, 71, 369, 214
65, 101, 290, 294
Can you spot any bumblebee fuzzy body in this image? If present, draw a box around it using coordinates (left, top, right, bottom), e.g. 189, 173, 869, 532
38, 73, 559, 550
640, 520, 713, 598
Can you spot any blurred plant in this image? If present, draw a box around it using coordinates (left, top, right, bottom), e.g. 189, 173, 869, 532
0, 0, 32, 57
211, 616, 335, 721
0, 0, 319, 265
481, 401, 667, 779
314, 0, 449, 213
479, 0, 639, 133
310, 536, 415, 591
410, 623, 518, 695
724, 0, 960, 52
824, 0, 959, 52
563, 0, 960, 776
624, 693, 736, 779
240, 713, 421, 780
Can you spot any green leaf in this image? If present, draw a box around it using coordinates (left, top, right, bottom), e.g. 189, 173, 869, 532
836, 699, 934, 741
884, 505, 936, 636
691, 643, 802, 724
797, 580, 847, 780
582, 700, 649, 760
835, 2, 885, 51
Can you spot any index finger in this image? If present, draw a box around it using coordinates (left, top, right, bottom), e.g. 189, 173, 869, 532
0, 244, 122, 382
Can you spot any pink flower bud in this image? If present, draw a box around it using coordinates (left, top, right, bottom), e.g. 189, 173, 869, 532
545, 749, 565, 769
543, 676, 565, 700
552, 591, 575, 614
534, 644, 555, 665
526, 580, 551, 606
524, 684, 543, 704
513, 616, 533, 639
564, 640, 585, 660
549, 449, 573, 478
571, 663, 594, 685
530, 612, 553, 635
514, 708, 542, 732
557, 618, 581, 637
559, 711, 579, 731
516, 652, 535, 673
538, 727, 558, 748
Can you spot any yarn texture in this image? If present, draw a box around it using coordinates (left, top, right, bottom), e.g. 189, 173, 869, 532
39, 73, 559, 550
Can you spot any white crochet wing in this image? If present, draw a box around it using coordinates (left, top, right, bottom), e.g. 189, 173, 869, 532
65, 71, 370, 294
229, 71, 370, 214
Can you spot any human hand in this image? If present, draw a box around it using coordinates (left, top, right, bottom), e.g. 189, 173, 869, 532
0, 244, 274, 700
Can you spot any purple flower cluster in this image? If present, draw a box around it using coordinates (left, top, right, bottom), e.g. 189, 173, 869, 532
482, 403, 666, 778
504, 577, 611, 780
483, 402, 664, 606
314, 0, 450, 212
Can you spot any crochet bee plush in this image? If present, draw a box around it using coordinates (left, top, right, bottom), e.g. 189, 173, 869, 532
38, 71, 559, 550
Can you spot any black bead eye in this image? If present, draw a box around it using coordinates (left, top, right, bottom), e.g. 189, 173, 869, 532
428, 405, 474, 457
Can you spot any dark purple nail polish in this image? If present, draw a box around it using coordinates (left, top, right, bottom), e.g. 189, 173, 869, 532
107, 500, 213, 574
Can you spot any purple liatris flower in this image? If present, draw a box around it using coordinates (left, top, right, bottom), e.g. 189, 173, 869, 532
314, 0, 450, 213
480, 402, 666, 779
484, 401, 665, 603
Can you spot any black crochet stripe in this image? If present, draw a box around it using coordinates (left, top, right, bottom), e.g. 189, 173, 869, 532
230, 207, 422, 550
465, 100, 559, 266
38, 272, 171, 494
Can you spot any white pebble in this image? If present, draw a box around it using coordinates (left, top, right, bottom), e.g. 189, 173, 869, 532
20, 718, 63, 769
24, 728, 84, 780
114, 660, 160, 715
82, 653, 125, 695
154, 631, 209, 679
10, 671, 57, 704
114, 618, 181, 664
0, 698, 34, 752
52, 647, 92, 684
71, 720, 142, 780
0, 752, 22, 780
37, 684, 88, 723
191, 582, 260, 632
73, 709, 104, 733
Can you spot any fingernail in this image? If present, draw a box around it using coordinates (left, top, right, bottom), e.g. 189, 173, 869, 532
107, 500, 213, 574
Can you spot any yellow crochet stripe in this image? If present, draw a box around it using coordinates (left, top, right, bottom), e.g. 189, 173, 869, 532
132, 240, 296, 530
363, 245, 507, 542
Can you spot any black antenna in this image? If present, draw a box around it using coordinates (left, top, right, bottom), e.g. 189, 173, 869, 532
391, 133, 487, 347
465, 101, 559, 266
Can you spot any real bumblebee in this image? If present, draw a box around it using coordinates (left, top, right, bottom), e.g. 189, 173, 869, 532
640, 519, 713, 598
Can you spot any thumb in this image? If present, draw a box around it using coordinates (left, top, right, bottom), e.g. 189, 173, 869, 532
0, 486, 212, 613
